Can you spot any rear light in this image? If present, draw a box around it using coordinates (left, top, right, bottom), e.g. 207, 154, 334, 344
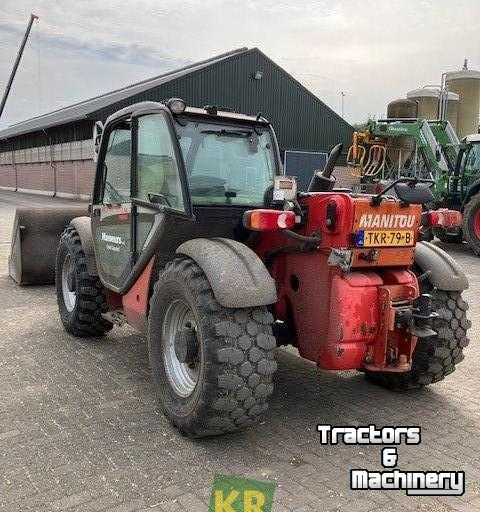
423, 209, 463, 228
243, 209, 296, 231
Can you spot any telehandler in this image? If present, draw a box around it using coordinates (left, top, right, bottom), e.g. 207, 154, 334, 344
15, 99, 470, 437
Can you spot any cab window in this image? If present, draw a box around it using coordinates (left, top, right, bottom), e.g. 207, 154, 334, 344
137, 113, 185, 211
102, 125, 131, 204
176, 120, 276, 206
465, 144, 480, 172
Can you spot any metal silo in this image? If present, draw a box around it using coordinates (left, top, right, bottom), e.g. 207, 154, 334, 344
446, 91, 459, 131
387, 98, 418, 118
446, 61, 480, 138
407, 88, 459, 130
406, 88, 439, 119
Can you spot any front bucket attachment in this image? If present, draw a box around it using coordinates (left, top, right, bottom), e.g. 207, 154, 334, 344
9, 206, 88, 285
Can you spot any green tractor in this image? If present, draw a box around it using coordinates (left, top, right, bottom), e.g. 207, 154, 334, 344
348, 119, 480, 253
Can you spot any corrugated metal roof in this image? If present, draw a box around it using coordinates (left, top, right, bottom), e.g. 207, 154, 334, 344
0, 47, 249, 140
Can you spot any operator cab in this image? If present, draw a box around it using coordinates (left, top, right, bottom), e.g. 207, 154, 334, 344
449, 134, 480, 201
90, 99, 282, 291
460, 134, 480, 172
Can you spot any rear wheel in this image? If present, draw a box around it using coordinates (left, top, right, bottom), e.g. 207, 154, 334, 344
148, 256, 277, 437
55, 226, 113, 337
365, 285, 470, 391
463, 193, 480, 255
433, 227, 463, 244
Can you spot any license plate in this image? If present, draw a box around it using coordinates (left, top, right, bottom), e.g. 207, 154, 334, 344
355, 230, 415, 247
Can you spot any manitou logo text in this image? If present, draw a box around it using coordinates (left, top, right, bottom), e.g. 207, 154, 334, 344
101, 232, 124, 245
359, 214, 416, 229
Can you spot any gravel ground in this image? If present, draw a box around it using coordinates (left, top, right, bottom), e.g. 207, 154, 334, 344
0, 189, 479, 512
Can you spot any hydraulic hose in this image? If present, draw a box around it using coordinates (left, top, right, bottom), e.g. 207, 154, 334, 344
282, 229, 321, 244
264, 230, 321, 266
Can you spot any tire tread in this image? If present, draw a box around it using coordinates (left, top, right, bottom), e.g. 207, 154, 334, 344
55, 226, 112, 338
149, 256, 277, 437
366, 289, 470, 391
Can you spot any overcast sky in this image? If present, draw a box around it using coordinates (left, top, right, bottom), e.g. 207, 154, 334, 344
0, 0, 479, 130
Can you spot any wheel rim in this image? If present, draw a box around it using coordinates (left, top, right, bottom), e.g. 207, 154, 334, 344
162, 299, 200, 398
473, 210, 480, 239
61, 254, 76, 313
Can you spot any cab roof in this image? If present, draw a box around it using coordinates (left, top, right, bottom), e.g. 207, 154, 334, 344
105, 101, 270, 127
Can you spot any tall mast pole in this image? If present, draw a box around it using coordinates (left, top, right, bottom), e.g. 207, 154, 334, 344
0, 13, 39, 119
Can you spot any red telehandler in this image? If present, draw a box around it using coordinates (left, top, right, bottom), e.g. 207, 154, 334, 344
11, 99, 470, 437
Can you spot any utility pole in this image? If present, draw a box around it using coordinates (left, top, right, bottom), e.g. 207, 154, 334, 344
0, 13, 39, 119
340, 91, 346, 118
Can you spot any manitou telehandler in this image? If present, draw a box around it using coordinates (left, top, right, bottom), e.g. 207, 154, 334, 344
12, 99, 470, 437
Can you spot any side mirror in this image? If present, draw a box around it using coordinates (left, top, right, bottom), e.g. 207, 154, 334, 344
93, 121, 104, 162
394, 181, 434, 205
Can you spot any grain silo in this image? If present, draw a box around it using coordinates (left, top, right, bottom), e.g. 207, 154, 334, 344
446, 62, 480, 138
387, 98, 418, 118
406, 88, 459, 129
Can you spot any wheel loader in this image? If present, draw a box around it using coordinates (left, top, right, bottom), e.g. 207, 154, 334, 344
11, 99, 471, 437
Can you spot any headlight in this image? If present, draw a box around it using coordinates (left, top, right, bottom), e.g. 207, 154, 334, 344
166, 97, 186, 114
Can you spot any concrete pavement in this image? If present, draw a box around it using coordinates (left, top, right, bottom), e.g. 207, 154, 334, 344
0, 190, 479, 512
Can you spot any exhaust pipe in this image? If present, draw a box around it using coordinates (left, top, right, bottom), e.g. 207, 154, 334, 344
308, 143, 343, 192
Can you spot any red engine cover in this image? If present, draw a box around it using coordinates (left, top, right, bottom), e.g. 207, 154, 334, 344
255, 192, 421, 371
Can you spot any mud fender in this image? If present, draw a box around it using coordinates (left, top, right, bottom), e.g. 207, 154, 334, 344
70, 216, 98, 276
414, 241, 468, 291
176, 238, 277, 308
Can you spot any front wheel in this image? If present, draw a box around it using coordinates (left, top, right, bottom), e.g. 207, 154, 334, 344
148, 257, 277, 437
365, 286, 470, 391
463, 193, 480, 255
55, 226, 113, 337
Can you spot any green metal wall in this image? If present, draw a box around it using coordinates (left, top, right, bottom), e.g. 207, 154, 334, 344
92, 49, 353, 155
1, 49, 353, 157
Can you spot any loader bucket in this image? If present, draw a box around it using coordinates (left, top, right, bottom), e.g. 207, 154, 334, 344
8, 206, 88, 285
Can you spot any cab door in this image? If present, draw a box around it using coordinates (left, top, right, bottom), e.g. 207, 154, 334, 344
132, 112, 191, 257
92, 119, 133, 290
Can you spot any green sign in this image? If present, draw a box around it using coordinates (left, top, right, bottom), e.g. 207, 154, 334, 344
209, 474, 276, 512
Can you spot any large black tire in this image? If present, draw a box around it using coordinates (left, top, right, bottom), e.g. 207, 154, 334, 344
433, 227, 463, 244
55, 226, 113, 337
148, 256, 277, 437
365, 286, 470, 391
463, 193, 480, 255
